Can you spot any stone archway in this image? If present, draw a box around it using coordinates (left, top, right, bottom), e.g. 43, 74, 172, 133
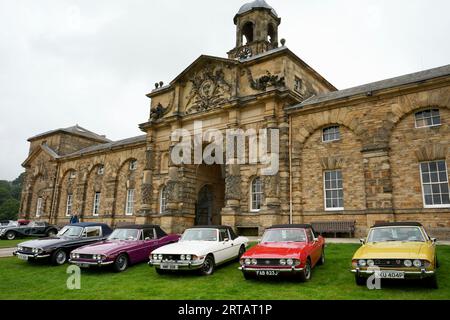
195, 164, 225, 226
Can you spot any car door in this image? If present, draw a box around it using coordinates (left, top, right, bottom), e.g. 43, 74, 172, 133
73, 226, 104, 250
306, 228, 321, 265
30, 222, 45, 236
140, 228, 158, 261
214, 229, 236, 264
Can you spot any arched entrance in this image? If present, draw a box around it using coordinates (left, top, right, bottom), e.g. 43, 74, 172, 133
195, 165, 225, 226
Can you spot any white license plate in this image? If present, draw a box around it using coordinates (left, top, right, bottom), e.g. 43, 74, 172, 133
256, 270, 280, 276
17, 254, 29, 261
79, 264, 91, 269
161, 264, 178, 270
379, 271, 405, 279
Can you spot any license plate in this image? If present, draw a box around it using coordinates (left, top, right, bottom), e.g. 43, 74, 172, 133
161, 264, 178, 270
379, 271, 405, 279
78, 264, 91, 269
17, 254, 29, 261
256, 270, 280, 276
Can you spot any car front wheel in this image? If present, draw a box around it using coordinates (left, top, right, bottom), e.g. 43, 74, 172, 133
317, 248, 325, 266
6, 231, 16, 240
298, 259, 312, 282
51, 249, 67, 265
113, 254, 129, 273
199, 255, 215, 276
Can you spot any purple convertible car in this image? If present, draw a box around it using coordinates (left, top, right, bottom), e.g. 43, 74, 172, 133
69, 225, 180, 272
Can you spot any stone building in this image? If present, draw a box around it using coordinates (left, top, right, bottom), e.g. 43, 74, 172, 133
19, 1, 450, 237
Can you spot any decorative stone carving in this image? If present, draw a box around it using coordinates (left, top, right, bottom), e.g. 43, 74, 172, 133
225, 175, 241, 201
150, 103, 169, 122
141, 183, 153, 205
320, 156, 345, 170
416, 143, 448, 161
236, 46, 253, 60
246, 69, 285, 92
185, 64, 232, 114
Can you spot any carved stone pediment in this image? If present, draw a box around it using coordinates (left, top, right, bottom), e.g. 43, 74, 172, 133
185, 63, 233, 115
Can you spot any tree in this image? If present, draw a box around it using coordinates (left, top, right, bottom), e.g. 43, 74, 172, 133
0, 173, 25, 220
0, 198, 20, 220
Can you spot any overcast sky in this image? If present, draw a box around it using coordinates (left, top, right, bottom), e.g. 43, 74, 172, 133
0, 0, 449, 181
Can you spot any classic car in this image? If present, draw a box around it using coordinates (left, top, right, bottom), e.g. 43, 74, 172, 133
14, 222, 112, 265
239, 224, 325, 281
0, 220, 17, 228
150, 225, 249, 276
69, 225, 180, 272
0, 221, 59, 240
351, 222, 439, 288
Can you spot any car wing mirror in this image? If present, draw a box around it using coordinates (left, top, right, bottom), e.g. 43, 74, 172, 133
431, 238, 437, 244
360, 239, 366, 245
224, 238, 230, 243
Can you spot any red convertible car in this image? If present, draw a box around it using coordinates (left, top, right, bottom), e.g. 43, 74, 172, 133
239, 224, 325, 281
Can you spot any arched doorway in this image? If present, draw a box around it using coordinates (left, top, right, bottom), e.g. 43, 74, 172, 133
195, 164, 225, 226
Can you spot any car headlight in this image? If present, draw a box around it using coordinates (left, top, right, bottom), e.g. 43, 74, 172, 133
186, 255, 192, 261
245, 258, 251, 265
413, 260, 422, 268
404, 260, 412, 267
280, 259, 286, 266
17, 246, 23, 251
158, 254, 163, 260
153, 254, 158, 260
367, 260, 375, 267
287, 259, 294, 266
251, 259, 257, 265
180, 255, 186, 261
358, 259, 367, 267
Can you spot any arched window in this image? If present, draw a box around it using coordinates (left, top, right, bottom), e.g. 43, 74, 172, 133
322, 126, 341, 142
160, 187, 168, 214
242, 22, 254, 45
268, 23, 276, 43
415, 109, 441, 128
250, 177, 263, 212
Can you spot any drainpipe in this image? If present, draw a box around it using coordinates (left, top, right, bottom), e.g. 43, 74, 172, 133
50, 161, 61, 224
289, 115, 293, 225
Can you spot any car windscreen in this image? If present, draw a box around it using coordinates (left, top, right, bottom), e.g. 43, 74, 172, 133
181, 229, 218, 242
261, 229, 307, 243
108, 229, 140, 241
368, 227, 426, 243
57, 226, 83, 238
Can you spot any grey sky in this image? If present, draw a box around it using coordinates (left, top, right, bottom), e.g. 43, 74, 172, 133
0, 0, 449, 181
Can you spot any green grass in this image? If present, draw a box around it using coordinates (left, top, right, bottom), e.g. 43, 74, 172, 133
0, 238, 36, 249
0, 244, 449, 300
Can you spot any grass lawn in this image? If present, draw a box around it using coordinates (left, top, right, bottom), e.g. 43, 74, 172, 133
0, 244, 449, 300
0, 238, 36, 249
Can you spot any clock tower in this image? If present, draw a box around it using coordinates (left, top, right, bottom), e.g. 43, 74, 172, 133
228, 0, 281, 60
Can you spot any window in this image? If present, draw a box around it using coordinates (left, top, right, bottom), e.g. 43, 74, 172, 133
69, 171, 76, 180
129, 160, 138, 171
93, 192, 101, 216
36, 197, 43, 217
324, 170, 344, 211
66, 194, 73, 217
160, 187, 168, 214
306, 229, 314, 242
250, 178, 263, 212
323, 126, 341, 142
97, 166, 105, 175
219, 229, 230, 242
420, 161, 450, 208
83, 226, 102, 238
294, 77, 303, 93
143, 229, 155, 240
125, 189, 135, 216
415, 109, 441, 128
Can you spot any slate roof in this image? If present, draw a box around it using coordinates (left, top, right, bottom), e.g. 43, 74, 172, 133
236, 0, 278, 17
63, 135, 147, 158
28, 125, 111, 143
287, 64, 450, 110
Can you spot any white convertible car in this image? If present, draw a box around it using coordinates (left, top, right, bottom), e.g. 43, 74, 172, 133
150, 226, 249, 276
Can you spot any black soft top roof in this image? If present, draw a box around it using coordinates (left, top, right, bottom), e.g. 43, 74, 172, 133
117, 225, 161, 230
268, 224, 314, 230
372, 222, 423, 228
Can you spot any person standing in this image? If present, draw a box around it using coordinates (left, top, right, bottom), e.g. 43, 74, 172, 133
70, 213, 79, 224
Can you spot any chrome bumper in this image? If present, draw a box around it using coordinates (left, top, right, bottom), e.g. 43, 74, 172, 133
351, 268, 435, 278
149, 260, 204, 270
13, 252, 50, 259
69, 259, 114, 267
239, 266, 304, 273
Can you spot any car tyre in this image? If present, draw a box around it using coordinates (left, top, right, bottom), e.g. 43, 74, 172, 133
317, 248, 325, 266
426, 275, 438, 289
51, 249, 67, 266
355, 274, 366, 286
113, 254, 129, 273
5, 231, 16, 240
199, 254, 215, 276
238, 245, 246, 260
298, 259, 312, 282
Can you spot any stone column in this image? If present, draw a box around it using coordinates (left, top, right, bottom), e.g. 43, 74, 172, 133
362, 147, 395, 228
139, 144, 155, 219
221, 162, 242, 228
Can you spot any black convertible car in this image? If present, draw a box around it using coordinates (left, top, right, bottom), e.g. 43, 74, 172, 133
0, 221, 59, 240
14, 222, 113, 265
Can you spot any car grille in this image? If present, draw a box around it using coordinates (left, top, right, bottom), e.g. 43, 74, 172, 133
255, 259, 282, 266
79, 254, 94, 260
21, 247, 33, 254
373, 259, 407, 268
161, 254, 181, 261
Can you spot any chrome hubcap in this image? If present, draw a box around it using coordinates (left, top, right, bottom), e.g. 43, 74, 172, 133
305, 263, 311, 279
56, 252, 66, 264
202, 259, 212, 274
7, 233, 14, 240
118, 256, 127, 270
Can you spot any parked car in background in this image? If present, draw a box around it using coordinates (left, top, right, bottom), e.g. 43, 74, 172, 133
351, 222, 439, 288
150, 226, 248, 276
240, 224, 325, 281
18, 220, 31, 226
0, 220, 17, 228
70, 225, 180, 272
0, 221, 59, 240
14, 223, 112, 265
